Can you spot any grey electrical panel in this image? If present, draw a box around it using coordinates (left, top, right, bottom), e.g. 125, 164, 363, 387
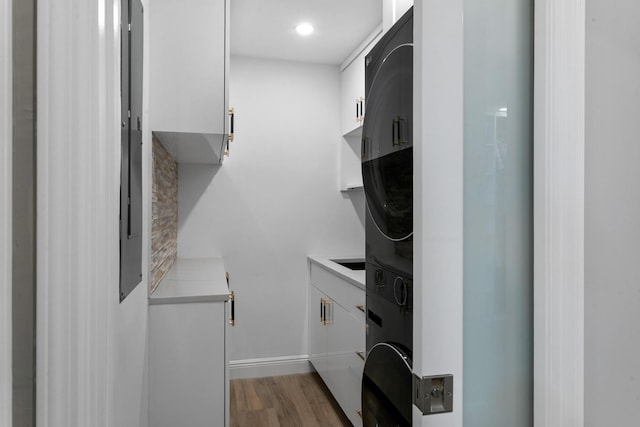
120, 0, 143, 302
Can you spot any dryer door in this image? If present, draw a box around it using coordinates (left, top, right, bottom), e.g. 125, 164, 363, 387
362, 343, 412, 427
361, 43, 413, 242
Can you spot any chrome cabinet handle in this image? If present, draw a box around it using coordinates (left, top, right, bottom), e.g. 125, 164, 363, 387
355, 351, 365, 361
356, 304, 365, 313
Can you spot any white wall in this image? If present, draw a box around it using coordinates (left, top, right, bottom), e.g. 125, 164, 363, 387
113, 287, 149, 427
585, 1, 640, 425
178, 55, 365, 366
36, 0, 149, 426
113, 0, 150, 424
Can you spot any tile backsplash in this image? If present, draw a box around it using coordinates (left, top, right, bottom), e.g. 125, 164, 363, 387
151, 135, 178, 293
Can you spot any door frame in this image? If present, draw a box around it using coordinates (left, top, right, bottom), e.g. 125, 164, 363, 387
14, 0, 585, 426
533, 1, 585, 426
1, 0, 13, 424
413, 0, 585, 426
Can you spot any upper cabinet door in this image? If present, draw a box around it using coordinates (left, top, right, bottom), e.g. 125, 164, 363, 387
340, 32, 383, 137
149, 0, 229, 135
340, 53, 366, 136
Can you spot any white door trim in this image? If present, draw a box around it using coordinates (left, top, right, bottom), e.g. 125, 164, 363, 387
1, 0, 13, 424
534, 1, 585, 426
414, 0, 586, 425
413, 1, 464, 425
36, 0, 120, 425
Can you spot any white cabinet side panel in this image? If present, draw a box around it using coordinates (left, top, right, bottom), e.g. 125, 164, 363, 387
149, 302, 226, 427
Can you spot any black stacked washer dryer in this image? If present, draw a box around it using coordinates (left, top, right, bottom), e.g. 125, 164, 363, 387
361, 7, 414, 427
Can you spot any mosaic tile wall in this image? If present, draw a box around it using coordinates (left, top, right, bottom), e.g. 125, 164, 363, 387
151, 135, 178, 293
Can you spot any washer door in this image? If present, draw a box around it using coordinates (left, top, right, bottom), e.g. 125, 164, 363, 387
362, 343, 413, 426
362, 43, 413, 242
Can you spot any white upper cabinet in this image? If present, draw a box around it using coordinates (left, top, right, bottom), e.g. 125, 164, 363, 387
340, 2, 413, 136
150, 0, 230, 164
340, 29, 382, 137
339, 28, 382, 191
340, 52, 366, 137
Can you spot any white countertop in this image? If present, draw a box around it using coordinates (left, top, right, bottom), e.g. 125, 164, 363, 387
307, 255, 366, 290
149, 257, 229, 305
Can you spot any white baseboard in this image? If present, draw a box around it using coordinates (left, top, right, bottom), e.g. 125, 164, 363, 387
229, 355, 313, 380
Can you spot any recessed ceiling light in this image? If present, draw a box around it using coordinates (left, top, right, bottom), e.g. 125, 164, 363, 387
295, 22, 314, 36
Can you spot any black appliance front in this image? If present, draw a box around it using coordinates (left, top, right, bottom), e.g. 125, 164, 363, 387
362, 7, 414, 426
362, 8, 413, 279
366, 265, 412, 358
362, 343, 413, 427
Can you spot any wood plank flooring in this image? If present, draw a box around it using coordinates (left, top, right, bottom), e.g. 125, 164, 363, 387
230, 373, 353, 427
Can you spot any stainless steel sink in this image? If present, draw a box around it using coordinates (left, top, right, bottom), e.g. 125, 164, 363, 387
330, 259, 365, 271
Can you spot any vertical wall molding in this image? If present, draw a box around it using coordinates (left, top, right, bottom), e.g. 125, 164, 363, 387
534, 1, 585, 426
0, 0, 13, 424
37, 0, 120, 426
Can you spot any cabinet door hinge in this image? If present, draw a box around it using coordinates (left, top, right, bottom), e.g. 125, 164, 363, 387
413, 374, 453, 415
128, 23, 131, 32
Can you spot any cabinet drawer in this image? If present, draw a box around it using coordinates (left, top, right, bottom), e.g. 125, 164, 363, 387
310, 263, 365, 320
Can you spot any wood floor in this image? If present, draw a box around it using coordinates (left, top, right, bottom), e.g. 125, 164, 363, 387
230, 373, 353, 427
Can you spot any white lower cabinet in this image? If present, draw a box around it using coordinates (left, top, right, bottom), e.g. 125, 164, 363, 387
149, 258, 231, 427
149, 301, 229, 427
308, 262, 365, 426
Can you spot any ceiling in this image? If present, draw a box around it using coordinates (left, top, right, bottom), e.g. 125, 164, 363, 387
230, 0, 382, 66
